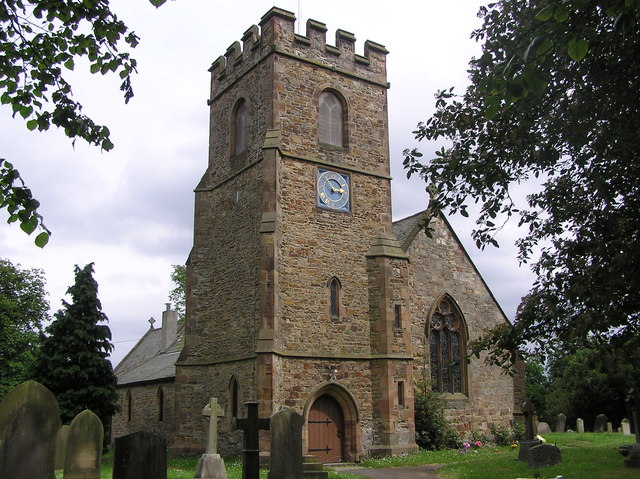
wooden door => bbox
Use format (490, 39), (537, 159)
(308, 395), (344, 463)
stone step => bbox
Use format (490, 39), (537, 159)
(302, 455), (328, 478)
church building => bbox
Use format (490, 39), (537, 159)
(111, 7), (524, 462)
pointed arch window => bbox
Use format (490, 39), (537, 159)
(126, 390), (132, 422)
(233, 99), (248, 155)
(429, 297), (467, 394)
(157, 387), (164, 422)
(230, 377), (239, 419)
(319, 91), (344, 147)
(329, 277), (342, 321)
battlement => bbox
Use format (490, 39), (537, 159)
(208, 7), (388, 99)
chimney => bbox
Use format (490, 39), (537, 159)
(161, 303), (177, 352)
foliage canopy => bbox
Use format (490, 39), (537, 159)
(33, 262), (118, 424)
(404, 1), (640, 367)
(0, 258), (48, 398)
(0, 0), (167, 246)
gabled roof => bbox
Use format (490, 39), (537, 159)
(114, 326), (184, 386)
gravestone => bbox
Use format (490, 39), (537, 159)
(517, 399), (541, 462)
(195, 397), (227, 479)
(56, 425), (71, 469)
(0, 380), (61, 479)
(537, 422), (551, 434)
(555, 413), (566, 433)
(64, 409), (103, 479)
(528, 443), (562, 468)
(622, 418), (632, 436)
(594, 414), (608, 433)
(607, 422), (613, 433)
(576, 418), (584, 433)
(234, 401), (270, 479)
(268, 408), (304, 479)
(113, 431), (167, 479)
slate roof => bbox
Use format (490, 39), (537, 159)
(114, 326), (183, 386)
(392, 210), (428, 248)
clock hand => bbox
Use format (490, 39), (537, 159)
(331, 187), (345, 194)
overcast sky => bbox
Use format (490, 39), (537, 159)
(0, 0), (536, 365)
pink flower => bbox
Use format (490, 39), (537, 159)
(474, 441), (482, 448)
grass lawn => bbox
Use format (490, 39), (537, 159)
(59, 432), (635, 479)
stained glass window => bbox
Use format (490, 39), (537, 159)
(429, 298), (466, 394)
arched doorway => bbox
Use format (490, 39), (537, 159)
(308, 395), (344, 463)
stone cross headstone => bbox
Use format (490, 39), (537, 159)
(576, 418), (584, 433)
(0, 380), (61, 479)
(622, 418), (632, 436)
(528, 443), (562, 468)
(64, 409), (103, 479)
(234, 401), (270, 479)
(594, 414), (608, 433)
(195, 397), (227, 479)
(55, 425), (71, 470)
(517, 399), (541, 462)
(555, 413), (566, 433)
(268, 408), (304, 479)
(113, 431), (167, 479)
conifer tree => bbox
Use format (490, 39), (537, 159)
(33, 263), (118, 424)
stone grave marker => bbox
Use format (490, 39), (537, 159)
(0, 380), (61, 479)
(113, 431), (167, 479)
(56, 425), (71, 469)
(517, 399), (541, 462)
(537, 422), (551, 434)
(594, 414), (608, 433)
(234, 401), (270, 479)
(268, 408), (304, 479)
(555, 413), (566, 433)
(576, 418), (584, 433)
(195, 397), (227, 479)
(528, 443), (562, 468)
(624, 444), (640, 469)
(64, 409), (103, 479)
(622, 418), (632, 436)
(607, 422), (613, 433)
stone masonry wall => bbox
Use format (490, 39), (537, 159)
(407, 216), (516, 435)
(111, 382), (174, 444)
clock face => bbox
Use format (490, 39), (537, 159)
(317, 169), (350, 211)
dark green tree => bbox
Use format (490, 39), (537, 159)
(33, 263), (117, 424)
(404, 1), (640, 365)
(169, 264), (186, 323)
(0, 258), (49, 399)
(524, 355), (550, 421)
(1, 0), (167, 246)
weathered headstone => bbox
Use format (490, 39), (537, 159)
(0, 380), (61, 479)
(64, 409), (103, 479)
(113, 431), (167, 479)
(622, 418), (632, 436)
(195, 397), (227, 479)
(624, 443), (640, 469)
(56, 425), (71, 469)
(517, 399), (541, 462)
(528, 443), (562, 468)
(537, 422), (551, 434)
(555, 413), (566, 433)
(576, 418), (584, 433)
(234, 401), (270, 479)
(607, 422), (613, 433)
(268, 408), (304, 479)
(594, 414), (608, 433)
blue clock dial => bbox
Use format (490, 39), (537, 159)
(317, 169), (350, 211)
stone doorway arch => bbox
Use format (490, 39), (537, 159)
(303, 382), (360, 463)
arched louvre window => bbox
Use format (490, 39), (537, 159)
(157, 387), (164, 422)
(429, 298), (466, 394)
(233, 99), (247, 155)
(319, 91), (344, 146)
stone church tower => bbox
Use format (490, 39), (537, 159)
(172, 7), (418, 460)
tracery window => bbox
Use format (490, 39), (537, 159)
(233, 99), (247, 155)
(429, 298), (466, 394)
(319, 91), (344, 146)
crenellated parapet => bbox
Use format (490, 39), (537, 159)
(208, 7), (388, 101)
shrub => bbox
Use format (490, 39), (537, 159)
(414, 387), (462, 450)
(490, 423), (526, 445)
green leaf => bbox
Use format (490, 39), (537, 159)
(567, 38), (589, 61)
(90, 63), (100, 74)
(484, 96), (499, 120)
(554, 4), (569, 22)
(20, 216), (38, 235)
(535, 4), (556, 21)
(26, 120), (38, 131)
(149, 0), (168, 7)
(35, 232), (49, 248)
